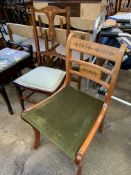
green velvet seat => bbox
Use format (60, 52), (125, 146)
(22, 85), (103, 160)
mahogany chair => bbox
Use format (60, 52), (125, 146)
(21, 33), (126, 175)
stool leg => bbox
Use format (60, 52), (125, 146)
(0, 86), (13, 115)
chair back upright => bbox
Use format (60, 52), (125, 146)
(66, 33), (126, 104)
(31, 6), (70, 65)
(116, 0), (131, 12)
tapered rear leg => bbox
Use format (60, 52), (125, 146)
(32, 127), (41, 149)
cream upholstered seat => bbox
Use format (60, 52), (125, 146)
(14, 67), (65, 92)
(13, 66), (66, 110)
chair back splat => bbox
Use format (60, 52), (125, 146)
(31, 6), (70, 66)
(22, 33), (126, 175)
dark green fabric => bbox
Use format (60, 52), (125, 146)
(23, 86), (103, 160)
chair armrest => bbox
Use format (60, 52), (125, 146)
(75, 103), (108, 164)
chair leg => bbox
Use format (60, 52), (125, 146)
(15, 85), (25, 111)
(32, 127), (41, 149)
(99, 119), (104, 133)
(77, 77), (81, 90)
(0, 86), (13, 115)
(76, 162), (82, 175)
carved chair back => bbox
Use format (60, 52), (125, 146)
(31, 6), (70, 65)
(66, 33), (126, 103)
(35, 12), (66, 29)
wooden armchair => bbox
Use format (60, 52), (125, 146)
(21, 33), (126, 175)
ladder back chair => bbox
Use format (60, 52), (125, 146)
(31, 6), (70, 66)
(21, 33), (126, 175)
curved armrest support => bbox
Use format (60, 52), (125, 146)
(75, 103), (108, 164)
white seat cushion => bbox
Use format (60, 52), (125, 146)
(56, 44), (89, 60)
(22, 38), (52, 52)
(14, 67), (66, 92)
